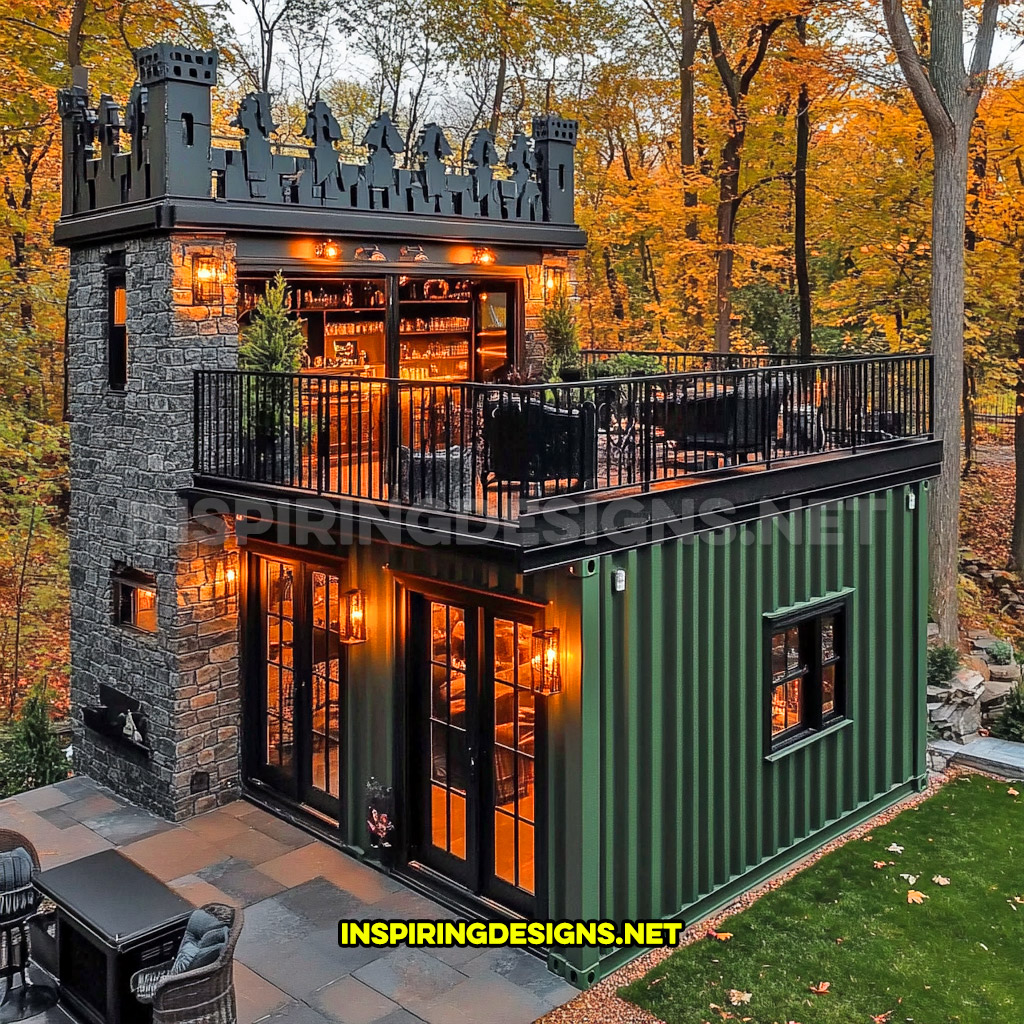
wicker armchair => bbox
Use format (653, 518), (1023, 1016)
(130, 903), (242, 1024)
(0, 828), (57, 1023)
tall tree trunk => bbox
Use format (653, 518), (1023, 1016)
(715, 132), (742, 352)
(794, 17), (812, 358)
(10, 507), (38, 718)
(707, 19), (782, 353)
(1011, 261), (1024, 571)
(928, 137), (969, 640)
(882, 0), (999, 642)
(489, 49), (508, 136)
(680, 0), (698, 241)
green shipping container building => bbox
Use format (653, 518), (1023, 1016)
(57, 40), (941, 991)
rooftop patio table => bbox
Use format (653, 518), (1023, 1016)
(33, 850), (192, 1024)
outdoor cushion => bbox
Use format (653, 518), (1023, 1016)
(186, 938), (225, 972)
(0, 847), (35, 918)
(171, 909), (228, 973)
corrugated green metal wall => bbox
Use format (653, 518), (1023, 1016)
(545, 482), (928, 983)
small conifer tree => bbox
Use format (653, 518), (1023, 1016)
(239, 271), (305, 373)
(0, 686), (69, 798)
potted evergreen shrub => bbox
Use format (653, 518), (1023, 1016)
(238, 272), (305, 481)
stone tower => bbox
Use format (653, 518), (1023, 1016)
(64, 45), (241, 821)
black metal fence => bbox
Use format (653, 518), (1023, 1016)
(974, 392), (1017, 424)
(194, 354), (932, 523)
(580, 348), (843, 374)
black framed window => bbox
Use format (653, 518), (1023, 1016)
(114, 569), (157, 632)
(106, 252), (127, 390)
(766, 598), (847, 749)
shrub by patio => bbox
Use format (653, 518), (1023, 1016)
(620, 775), (1024, 1024)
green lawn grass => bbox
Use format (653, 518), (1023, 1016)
(620, 775), (1024, 1024)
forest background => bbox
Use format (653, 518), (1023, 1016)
(2, 0), (1023, 729)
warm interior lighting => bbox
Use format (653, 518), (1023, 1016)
(341, 587), (368, 644)
(192, 255), (222, 304)
(531, 627), (561, 695)
(472, 247), (496, 266)
(315, 238), (341, 260)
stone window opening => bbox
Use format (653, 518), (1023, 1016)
(114, 567), (157, 633)
(106, 251), (127, 390)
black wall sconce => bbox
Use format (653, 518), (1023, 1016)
(340, 588), (368, 644)
(213, 556), (238, 615)
(531, 627), (561, 695)
(400, 245), (430, 262)
(355, 245), (387, 262)
(543, 265), (566, 300)
(192, 254), (224, 304)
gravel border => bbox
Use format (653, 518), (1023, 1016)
(538, 766), (1015, 1024)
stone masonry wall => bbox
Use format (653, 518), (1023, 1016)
(68, 233), (241, 820)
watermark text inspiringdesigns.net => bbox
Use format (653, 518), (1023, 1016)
(338, 919), (685, 949)
(191, 493), (896, 551)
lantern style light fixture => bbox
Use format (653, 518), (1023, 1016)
(472, 246), (497, 266)
(543, 266), (566, 299)
(340, 588), (368, 644)
(531, 627), (561, 695)
(355, 244), (387, 262)
(213, 556), (238, 615)
(315, 238), (341, 260)
(400, 244), (430, 262)
(192, 255), (223, 304)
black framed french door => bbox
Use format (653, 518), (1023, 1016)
(251, 554), (345, 822)
(407, 590), (540, 916)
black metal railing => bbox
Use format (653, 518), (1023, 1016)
(194, 354), (932, 525)
(580, 348), (878, 374)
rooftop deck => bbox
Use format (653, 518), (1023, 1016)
(192, 354), (937, 561)
(3, 777), (575, 1024)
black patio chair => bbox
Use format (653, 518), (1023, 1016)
(0, 829), (57, 1024)
(660, 373), (786, 466)
(481, 397), (598, 497)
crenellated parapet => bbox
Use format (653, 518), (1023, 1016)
(58, 42), (579, 230)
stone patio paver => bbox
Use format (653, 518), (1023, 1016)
(234, 962), (292, 1024)
(120, 827), (223, 880)
(197, 855), (288, 905)
(352, 948), (467, 1009)
(309, 975), (402, 1023)
(413, 973), (552, 1024)
(2, 777), (575, 1024)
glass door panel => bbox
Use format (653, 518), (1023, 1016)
(428, 601), (470, 862)
(489, 618), (535, 898)
(309, 571), (343, 812)
(252, 556), (345, 822)
(408, 593), (538, 915)
(262, 559), (297, 794)
(474, 287), (513, 382)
